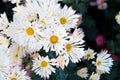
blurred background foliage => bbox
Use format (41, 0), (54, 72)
(0, 0), (120, 80)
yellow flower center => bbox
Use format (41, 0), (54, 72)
(89, 77), (97, 80)
(87, 54), (91, 58)
(40, 19), (46, 25)
(60, 17), (67, 25)
(26, 27), (34, 36)
(50, 35), (58, 44)
(86, 52), (92, 58)
(41, 61), (48, 68)
(66, 44), (72, 52)
(90, 78), (93, 80)
(27, 13), (37, 22)
(96, 60), (102, 66)
(15, 54), (18, 58)
(11, 78), (17, 80)
(13, 53), (18, 60)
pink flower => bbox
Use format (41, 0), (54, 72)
(98, 2), (108, 10)
(95, 34), (106, 47)
(2, 0), (8, 3)
(96, 0), (105, 5)
(90, 1), (97, 6)
(111, 54), (120, 62)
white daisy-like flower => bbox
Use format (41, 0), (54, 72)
(8, 43), (27, 58)
(85, 48), (96, 60)
(29, 0), (61, 4)
(0, 34), (9, 51)
(6, 21), (43, 52)
(13, 5), (23, 14)
(56, 55), (68, 70)
(115, 11), (120, 25)
(37, 0), (60, 7)
(55, 5), (81, 30)
(6, 66), (30, 80)
(93, 50), (113, 74)
(63, 28), (85, 64)
(36, 0), (60, 29)
(89, 72), (100, 80)
(7, 43), (28, 66)
(0, 13), (9, 31)
(32, 55), (56, 79)
(0, 72), (6, 80)
(14, 0), (39, 22)
(77, 67), (88, 79)
(13, 5), (26, 21)
(0, 50), (12, 79)
(42, 25), (68, 55)
(9, 0), (21, 4)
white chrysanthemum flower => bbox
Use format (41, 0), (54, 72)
(29, 0), (61, 4)
(85, 48), (96, 60)
(0, 13), (9, 31)
(63, 28), (85, 64)
(13, 5), (24, 14)
(55, 5), (81, 30)
(32, 55), (56, 79)
(93, 50), (113, 74)
(6, 21), (43, 52)
(0, 74), (6, 80)
(8, 43), (27, 58)
(77, 67), (88, 79)
(9, 0), (21, 4)
(38, 11), (56, 30)
(14, 0), (39, 22)
(37, 0), (60, 7)
(36, 0), (60, 29)
(56, 55), (68, 70)
(42, 25), (68, 55)
(6, 66), (30, 80)
(7, 43), (28, 66)
(89, 72), (100, 80)
(13, 5), (26, 21)
(115, 11), (120, 25)
(0, 34), (9, 51)
(0, 50), (12, 79)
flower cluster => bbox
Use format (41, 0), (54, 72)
(115, 11), (120, 25)
(78, 49), (113, 80)
(90, 0), (108, 10)
(0, 0), (113, 80)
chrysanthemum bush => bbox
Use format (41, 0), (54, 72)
(0, 0), (114, 80)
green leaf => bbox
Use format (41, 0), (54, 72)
(62, 0), (75, 4)
(51, 68), (67, 80)
(31, 73), (43, 80)
(116, 33), (120, 40)
(81, 15), (97, 40)
(72, 3), (88, 14)
(116, 0), (120, 3)
(64, 62), (77, 74)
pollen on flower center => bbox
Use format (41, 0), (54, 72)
(96, 60), (102, 66)
(26, 27), (34, 36)
(90, 78), (93, 80)
(41, 61), (48, 67)
(15, 54), (18, 58)
(60, 17), (67, 25)
(66, 44), (72, 52)
(86, 53), (91, 58)
(50, 35), (58, 44)
(11, 77), (17, 80)
(40, 19), (46, 25)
